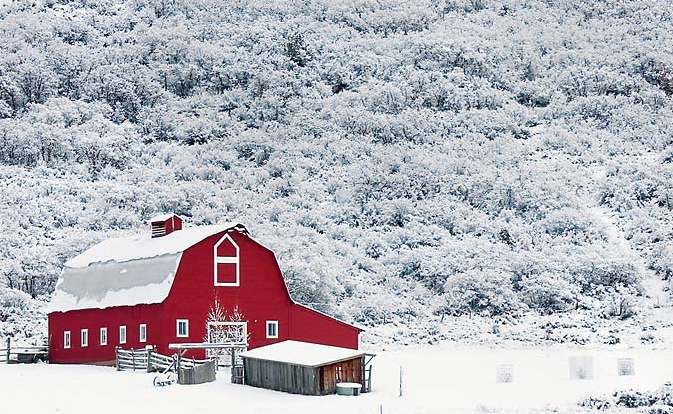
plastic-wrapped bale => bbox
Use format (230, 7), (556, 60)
(336, 382), (361, 396)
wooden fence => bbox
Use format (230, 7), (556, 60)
(0, 338), (48, 364)
(178, 360), (217, 385)
(115, 347), (210, 373)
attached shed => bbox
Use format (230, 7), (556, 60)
(240, 340), (374, 395)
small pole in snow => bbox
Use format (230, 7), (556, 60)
(399, 365), (403, 397)
(6, 337), (10, 364)
(380, 403), (383, 414)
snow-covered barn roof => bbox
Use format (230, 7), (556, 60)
(48, 222), (246, 313)
(65, 223), (246, 268)
(240, 340), (372, 367)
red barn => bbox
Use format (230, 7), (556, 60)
(48, 215), (361, 364)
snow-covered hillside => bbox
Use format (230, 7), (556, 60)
(1, 0), (672, 344)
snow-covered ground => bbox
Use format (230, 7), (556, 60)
(2, 343), (672, 414)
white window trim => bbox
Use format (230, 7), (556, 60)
(176, 319), (189, 338)
(213, 233), (240, 287)
(119, 325), (127, 344)
(266, 320), (279, 339)
(139, 324), (147, 343)
(64, 331), (71, 349)
(81, 329), (88, 347)
(100, 327), (108, 346)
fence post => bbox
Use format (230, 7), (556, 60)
(131, 348), (136, 371)
(5, 337), (10, 364)
(230, 349), (236, 382)
(115, 346), (120, 371)
(399, 365), (403, 397)
(147, 347), (153, 373)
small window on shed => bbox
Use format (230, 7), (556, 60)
(64, 331), (71, 349)
(266, 321), (278, 339)
(213, 233), (240, 287)
(119, 325), (127, 344)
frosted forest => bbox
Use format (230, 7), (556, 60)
(0, 0), (672, 349)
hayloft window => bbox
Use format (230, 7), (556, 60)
(139, 324), (147, 343)
(81, 329), (88, 347)
(176, 319), (189, 338)
(64, 331), (71, 349)
(100, 327), (107, 346)
(213, 233), (240, 287)
(266, 321), (278, 339)
(119, 325), (127, 344)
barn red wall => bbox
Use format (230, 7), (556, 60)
(48, 229), (361, 364)
(289, 304), (360, 349)
(48, 303), (163, 364)
(158, 231), (294, 358)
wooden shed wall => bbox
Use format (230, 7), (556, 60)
(243, 358), (319, 395)
(319, 356), (363, 394)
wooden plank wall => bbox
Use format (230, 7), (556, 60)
(319, 357), (363, 395)
(243, 358), (319, 395)
(243, 356), (365, 396)
(178, 360), (217, 385)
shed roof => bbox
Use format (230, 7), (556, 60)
(240, 340), (372, 367)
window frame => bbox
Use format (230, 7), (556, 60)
(64, 331), (71, 349)
(100, 327), (108, 346)
(139, 324), (147, 343)
(81, 329), (88, 347)
(266, 320), (279, 339)
(176, 319), (189, 338)
(119, 325), (127, 344)
(213, 233), (240, 287)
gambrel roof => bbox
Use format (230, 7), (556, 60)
(48, 223), (246, 313)
(65, 223), (247, 268)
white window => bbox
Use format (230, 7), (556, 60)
(139, 324), (147, 343)
(81, 329), (88, 347)
(176, 319), (189, 338)
(64, 331), (71, 349)
(213, 233), (240, 286)
(266, 321), (279, 339)
(100, 327), (108, 346)
(119, 325), (127, 344)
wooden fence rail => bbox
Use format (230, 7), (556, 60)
(115, 347), (210, 373)
(1, 338), (48, 364)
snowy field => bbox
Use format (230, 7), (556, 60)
(2, 343), (672, 414)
